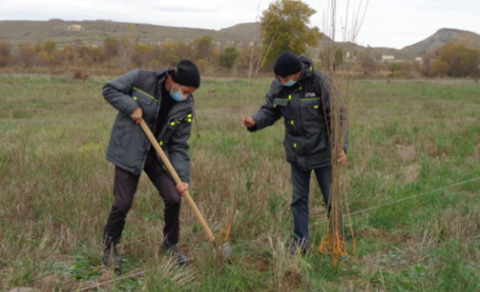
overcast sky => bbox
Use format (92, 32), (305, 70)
(1, 0), (479, 49)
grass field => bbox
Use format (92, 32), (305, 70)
(1, 74), (480, 291)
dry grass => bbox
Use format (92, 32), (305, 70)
(1, 74), (480, 291)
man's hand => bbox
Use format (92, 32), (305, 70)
(242, 115), (256, 130)
(337, 150), (347, 165)
(176, 182), (189, 195)
(130, 107), (143, 124)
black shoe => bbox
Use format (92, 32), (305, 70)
(103, 244), (121, 271)
(287, 238), (312, 255)
(161, 243), (190, 266)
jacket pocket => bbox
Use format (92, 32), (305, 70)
(274, 98), (290, 107)
(300, 98), (321, 121)
(273, 98), (292, 119)
(132, 88), (156, 106)
(110, 114), (132, 158)
(161, 115), (189, 145)
(310, 131), (327, 153)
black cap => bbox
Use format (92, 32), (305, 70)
(172, 59), (201, 88)
(274, 52), (302, 77)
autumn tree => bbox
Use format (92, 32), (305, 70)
(430, 59), (449, 77)
(260, 0), (321, 65)
(77, 46), (90, 60)
(63, 44), (76, 63)
(193, 35), (215, 62)
(237, 45), (262, 70)
(91, 47), (106, 64)
(0, 41), (12, 66)
(159, 41), (193, 67)
(195, 59), (209, 70)
(437, 42), (480, 77)
(103, 37), (118, 59)
(355, 51), (376, 75)
(220, 46), (241, 68)
(132, 44), (153, 67)
(210, 47), (221, 67)
(42, 40), (56, 55)
(38, 40), (57, 65)
(423, 42), (480, 77)
(400, 61), (417, 73)
(33, 41), (42, 53)
(388, 63), (402, 74)
(19, 42), (37, 66)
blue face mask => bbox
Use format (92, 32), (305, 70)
(282, 78), (296, 87)
(170, 88), (186, 102)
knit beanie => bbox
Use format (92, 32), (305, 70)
(172, 59), (201, 88)
(273, 52), (302, 77)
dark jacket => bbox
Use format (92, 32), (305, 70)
(249, 57), (349, 171)
(103, 69), (194, 182)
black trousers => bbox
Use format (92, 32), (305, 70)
(103, 150), (182, 246)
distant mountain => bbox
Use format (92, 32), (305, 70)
(402, 28), (480, 55)
(0, 19), (261, 46)
(219, 22), (261, 41)
(318, 40), (417, 60)
(317, 28), (480, 61)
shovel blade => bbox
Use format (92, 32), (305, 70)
(220, 241), (235, 259)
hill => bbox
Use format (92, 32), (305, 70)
(317, 40), (418, 61)
(0, 19), (262, 46)
(219, 22), (262, 41)
(402, 28), (480, 55)
(316, 28), (480, 62)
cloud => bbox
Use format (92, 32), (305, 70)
(1, 0), (479, 49)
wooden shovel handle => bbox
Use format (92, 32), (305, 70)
(139, 119), (216, 242)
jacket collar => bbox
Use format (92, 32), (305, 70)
(155, 68), (175, 84)
(298, 56), (314, 82)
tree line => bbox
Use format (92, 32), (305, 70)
(0, 0), (322, 73)
(335, 42), (480, 79)
(0, 36), (251, 71)
(423, 42), (480, 78)
(0, 0), (478, 79)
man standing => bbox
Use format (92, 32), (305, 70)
(241, 52), (348, 254)
(102, 60), (200, 269)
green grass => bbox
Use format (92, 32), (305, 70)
(1, 75), (480, 291)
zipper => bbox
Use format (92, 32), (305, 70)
(151, 79), (163, 136)
(296, 88), (305, 155)
(140, 77), (165, 171)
